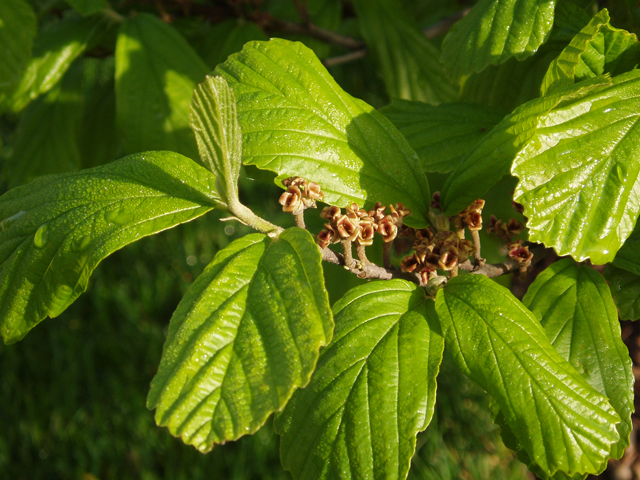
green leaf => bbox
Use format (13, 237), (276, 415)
(612, 221), (640, 275)
(115, 13), (209, 161)
(147, 228), (332, 452)
(190, 75), (241, 204)
(523, 259), (633, 460)
(435, 274), (620, 477)
(512, 70), (640, 264)
(8, 15), (106, 112)
(199, 20), (268, 69)
(215, 38), (432, 227)
(541, 9), (640, 95)
(604, 264), (640, 321)
(66, 0), (107, 16)
(0, 0), (36, 90)
(351, 0), (457, 104)
(380, 100), (503, 173)
(4, 62), (84, 187)
(441, 0), (557, 79)
(0, 151), (220, 344)
(441, 76), (610, 215)
(276, 280), (444, 480)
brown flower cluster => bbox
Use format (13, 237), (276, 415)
(459, 199), (485, 230)
(278, 177), (324, 213)
(487, 216), (524, 241)
(506, 240), (533, 268)
(401, 228), (476, 283)
(316, 202), (411, 249)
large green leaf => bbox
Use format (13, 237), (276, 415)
(276, 280), (444, 480)
(190, 75), (241, 204)
(147, 228), (332, 452)
(441, 76), (610, 215)
(612, 221), (640, 274)
(604, 264), (640, 321)
(66, 0), (107, 16)
(0, 0), (36, 90)
(199, 20), (268, 69)
(8, 15), (106, 112)
(435, 275), (620, 477)
(115, 13), (209, 161)
(541, 9), (639, 95)
(441, 0), (557, 80)
(351, 0), (457, 104)
(512, 70), (640, 264)
(215, 39), (431, 227)
(4, 62), (84, 187)
(0, 151), (220, 344)
(523, 259), (633, 460)
(380, 100), (503, 173)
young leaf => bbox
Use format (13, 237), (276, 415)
(380, 100), (503, 173)
(523, 259), (633, 460)
(351, 0), (457, 104)
(276, 280), (444, 480)
(190, 75), (242, 204)
(441, 0), (556, 80)
(541, 9), (639, 95)
(215, 38), (432, 227)
(65, 0), (107, 16)
(512, 69), (640, 264)
(612, 220), (640, 275)
(147, 228), (332, 452)
(604, 264), (640, 321)
(4, 63), (84, 187)
(115, 13), (209, 161)
(8, 15), (106, 112)
(0, 151), (220, 344)
(435, 275), (620, 477)
(0, 0), (36, 90)
(441, 76), (611, 215)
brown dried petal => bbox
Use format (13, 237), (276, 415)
(336, 215), (360, 241)
(425, 252), (441, 270)
(438, 249), (458, 271)
(368, 202), (386, 222)
(305, 181), (324, 201)
(317, 229), (334, 249)
(357, 223), (376, 246)
(401, 254), (421, 273)
(377, 215), (398, 242)
(395, 202), (411, 218)
(464, 211), (483, 231)
(320, 205), (341, 222)
(507, 218), (524, 236)
(279, 186), (303, 213)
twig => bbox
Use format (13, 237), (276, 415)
(383, 242), (393, 269)
(292, 0), (309, 25)
(321, 247), (422, 284)
(267, 18), (365, 50)
(322, 49), (368, 68)
(293, 211), (305, 229)
(341, 239), (355, 269)
(459, 245), (549, 278)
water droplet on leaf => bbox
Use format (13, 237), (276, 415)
(104, 206), (134, 225)
(33, 223), (50, 248)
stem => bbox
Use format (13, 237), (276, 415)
(450, 264), (459, 277)
(292, 0), (310, 25)
(458, 245), (549, 278)
(323, 49), (368, 68)
(383, 242), (393, 269)
(342, 239), (355, 268)
(293, 211), (306, 229)
(356, 244), (369, 264)
(451, 215), (465, 240)
(228, 201), (283, 236)
(470, 230), (485, 266)
(268, 19), (364, 49)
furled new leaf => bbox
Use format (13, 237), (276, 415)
(276, 280), (444, 480)
(115, 13), (209, 161)
(512, 70), (640, 264)
(0, 152), (220, 344)
(148, 228), (332, 452)
(8, 15), (106, 112)
(441, 0), (556, 79)
(541, 9), (639, 95)
(351, 0), (457, 104)
(190, 75), (242, 204)
(604, 264), (640, 321)
(523, 259), (633, 460)
(435, 275), (620, 477)
(0, 0), (36, 91)
(380, 100), (503, 172)
(441, 76), (611, 215)
(215, 38), (432, 227)
(612, 220), (640, 275)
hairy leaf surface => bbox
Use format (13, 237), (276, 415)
(352, 0), (457, 104)
(512, 70), (640, 263)
(523, 259), (633, 460)
(8, 15), (105, 112)
(0, 0), (36, 90)
(441, 76), (611, 215)
(148, 229), (332, 452)
(190, 75), (241, 204)
(0, 152), (220, 344)
(541, 9), (639, 95)
(276, 280), (444, 480)
(441, 0), (556, 79)
(435, 275), (620, 477)
(604, 264), (640, 321)
(215, 38), (431, 227)
(115, 13), (209, 161)
(380, 100), (503, 172)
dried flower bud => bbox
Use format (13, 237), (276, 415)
(317, 228), (335, 249)
(282, 176), (307, 188)
(425, 252), (441, 270)
(368, 202), (386, 222)
(438, 245), (459, 271)
(401, 254), (421, 273)
(356, 222), (377, 247)
(512, 199), (524, 213)
(507, 241), (533, 265)
(463, 210), (483, 231)
(435, 231), (458, 248)
(336, 215), (360, 241)
(431, 191), (441, 210)
(279, 186), (303, 213)
(457, 239), (476, 262)
(377, 215), (398, 242)
(507, 218), (524, 236)
(320, 206), (341, 222)
(305, 181), (324, 201)
(395, 203), (411, 219)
